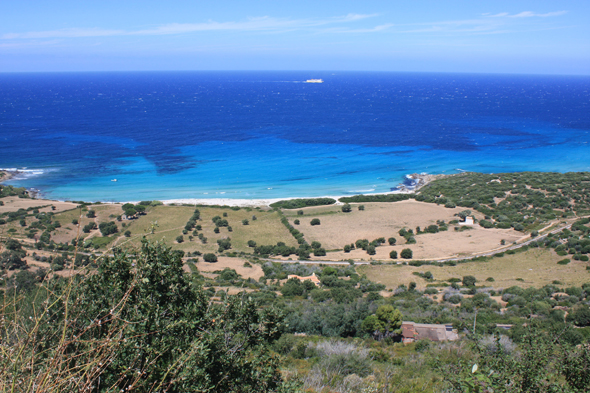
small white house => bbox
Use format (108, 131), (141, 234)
(459, 216), (474, 226)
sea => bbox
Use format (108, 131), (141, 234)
(1, 71), (589, 202)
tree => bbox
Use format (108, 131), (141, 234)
(124, 230), (131, 237)
(388, 237), (396, 245)
(313, 248), (327, 257)
(389, 250), (397, 259)
(28, 240), (289, 392)
(361, 305), (403, 340)
(462, 275), (477, 287)
(281, 278), (305, 297)
(358, 205), (365, 211)
(310, 218), (321, 226)
(297, 210), (304, 216)
(294, 219), (300, 225)
(0, 251), (27, 270)
(176, 235), (184, 243)
(86, 209), (96, 218)
(311, 241), (322, 249)
(247, 240), (257, 247)
(242, 219), (249, 225)
(567, 305), (590, 327)
(99, 221), (118, 236)
(204, 253), (218, 262)
(83, 222), (97, 233)
(344, 244), (351, 253)
(341, 204), (352, 213)
(400, 248), (413, 259)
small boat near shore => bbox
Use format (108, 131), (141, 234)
(111, 179), (118, 182)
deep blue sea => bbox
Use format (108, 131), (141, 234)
(1, 71), (589, 202)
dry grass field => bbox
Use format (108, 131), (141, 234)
(193, 256), (264, 281)
(285, 200), (522, 259)
(0, 197), (78, 214)
(358, 248), (590, 290)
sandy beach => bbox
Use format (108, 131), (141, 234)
(1, 169), (443, 208)
(159, 173), (442, 207)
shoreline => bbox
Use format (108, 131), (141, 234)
(157, 173), (445, 207)
(1, 169), (443, 207)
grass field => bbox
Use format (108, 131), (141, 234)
(358, 248), (590, 290)
(117, 205), (297, 253)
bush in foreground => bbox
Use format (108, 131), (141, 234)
(2, 240), (290, 392)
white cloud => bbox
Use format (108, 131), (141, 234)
(1, 14), (379, 40)
(487, 11), (567, 18)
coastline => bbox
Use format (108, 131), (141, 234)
(157, 173), (442, 207)
(0, 169), (442, 207)
(0, 169), (44, 199)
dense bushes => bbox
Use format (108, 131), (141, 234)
(4, 240), (290, 392)
(270, 198), (336, 209)
(339, 194), (412, 203)
(98, 221), (118, 236)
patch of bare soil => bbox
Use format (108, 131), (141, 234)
(0, 197), (78, 214)
(192, 257), (264, 281)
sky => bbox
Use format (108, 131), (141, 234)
(1, 0), (589, 75)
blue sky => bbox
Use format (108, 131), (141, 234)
(1, 0), (588, 74)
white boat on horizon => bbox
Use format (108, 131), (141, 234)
(305, 79), (323, 83)
(111, 179), (118, 182)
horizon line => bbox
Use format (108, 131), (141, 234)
(0, 69), (589, 77)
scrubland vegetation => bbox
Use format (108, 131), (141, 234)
(2, 171), (590, 391)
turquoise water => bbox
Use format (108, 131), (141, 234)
(1, 71), (589, 201)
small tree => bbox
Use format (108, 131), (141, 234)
(400, 248), (413, 259)
(344, 244), (351, 253)
(341, 204), (352, 213)
(176, 235), (184, 243)
(297, 210), (304, 216)
(86, 210), (96, 218)
(389, 250), (397, 259)
(203, 253), (218, 262)
(361, 305), (403, 340)
(247, 240), (256, 247)
(310, 218), (321, 226)
(358, 205), (365, 211)
(388, 237), (396, 245)
(242, 219), (249, 225)
(294, 219), (300, 225)
(313, 248), (326, 257)
(124, 230), (131, 237)
(462, 275), (477, 287)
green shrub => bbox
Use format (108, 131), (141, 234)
(203, 253), (218, 262)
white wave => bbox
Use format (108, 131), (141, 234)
(1, 168), (48, 180)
